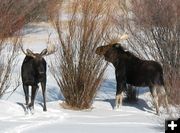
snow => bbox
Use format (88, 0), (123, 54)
(0, 99), (164, 133)
(0, 22), (178, 133)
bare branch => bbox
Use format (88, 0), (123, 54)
(50, 0), (113, 109)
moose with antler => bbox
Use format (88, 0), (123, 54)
(21, 45), (56, 113)
(96, 34), (169, 115)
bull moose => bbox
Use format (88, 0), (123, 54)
(21, 46), (55, 113)
(95, 35), (169, 115)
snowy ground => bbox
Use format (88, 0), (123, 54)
(0, 99), (164, 133)
(0, 22), (177, 133)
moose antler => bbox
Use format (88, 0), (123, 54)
(42, 33), (57, 56)
(42, 42), (57, 56)
(20, 44), (36, 58)
(109, 34), (129, 45)
(103, 32), (128, 46)
(41, 34), (57, 56)
(20, 32), (57, 57)
(20, 44), (27, 55)
(96, 34), (129, 56)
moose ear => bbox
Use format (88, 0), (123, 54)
(40, 49), (48, 56)
(26, 49), (34, 55)
(26, 49), (36, 58)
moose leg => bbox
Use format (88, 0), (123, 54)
(41, 82), (47, 111)
(150, 86), (160, 115)
(28, 85), (38, 110)
(23, 84), (29, 105)
(115, 90), (124, 109)
(115, 70), (126, 108)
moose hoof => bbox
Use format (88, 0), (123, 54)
(114, 105), (120, 110)
(30, 108), (35, 115)
(156, 111), (160, 116)
(43, 108), (47, 112)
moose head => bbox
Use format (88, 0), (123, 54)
(95, 34), (129, 64)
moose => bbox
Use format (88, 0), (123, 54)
(95, 35), (169, 115)
(21, 45), (55, 113)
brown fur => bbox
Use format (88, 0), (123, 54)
(96, 43), (169, 115)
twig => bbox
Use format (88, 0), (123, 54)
(6, 83), (21, 100)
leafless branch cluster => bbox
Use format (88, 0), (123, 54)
(50, 0), (114, 109)
(0, 0), (57, 97)
(0, 38), (20, 97)
(114, 0), (180, 105)
(0, 0), (59, 38)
